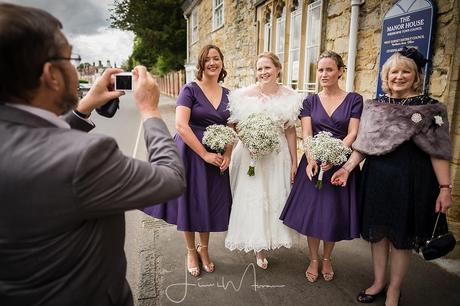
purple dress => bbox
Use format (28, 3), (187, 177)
(280, 93), (363, 242)
(143, 82), (232, 232)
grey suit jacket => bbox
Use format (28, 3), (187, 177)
(0, 104), (185, 306)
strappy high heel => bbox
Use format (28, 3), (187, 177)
(186, 247), (200, 277)
(255, 251), (268, 269)
(305, 259), (319, 283)
(321, 258), (335, 281)
(196, 244), (215, 273)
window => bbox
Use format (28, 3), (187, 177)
(263, 8), (272, 52)
(191, 8), (198, 43)
(303, 0), (322, 93)
(264, 21), (272, 52)
(275, 6), (286, 64)
(287, 1), (302, 89)
(213, 0), (224, 30)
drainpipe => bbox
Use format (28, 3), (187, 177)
(346, 0), (365, 92)
(183, 13), (190, 64)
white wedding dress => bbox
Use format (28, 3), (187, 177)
(224, 85), (302, 252)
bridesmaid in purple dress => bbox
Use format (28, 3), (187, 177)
(280, 51), (363, 283)
(143, 45), (232, 277)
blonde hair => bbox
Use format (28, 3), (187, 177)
(380, 52), (423, 94)
(257, 52), (282, 77)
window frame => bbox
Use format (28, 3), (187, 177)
(303, 0), (322, 93)
(212, 0), (225, 31)
(191, 8), (198, 44)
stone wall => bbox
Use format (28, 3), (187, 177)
(189, 0), (258, 89)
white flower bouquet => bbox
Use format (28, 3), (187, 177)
(237, 113), (280, 176)
(202, 124), (237, 154)
(304, 131), (352, 189)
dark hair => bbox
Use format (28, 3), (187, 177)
(0, 3), (65, 103)
(195, 45), (227, 82)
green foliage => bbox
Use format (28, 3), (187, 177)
(110, 0), (186, 74)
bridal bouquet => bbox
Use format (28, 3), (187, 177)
(202, 124), (237, 153)
(237, 113), (280, 176)
(202, 124), (237, 175)
(304, 131), (351, 189)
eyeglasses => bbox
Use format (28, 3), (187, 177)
(48, 53), (82, 66)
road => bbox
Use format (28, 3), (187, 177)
(90, 94), (460, 306)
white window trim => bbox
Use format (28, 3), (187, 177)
(212, 0), (225, 31)
(191, 8), (198, 44)
(303, 0), (322, 93)
(264, 21), (272, 52)
(275, 14), (285, 65)
(287, 2), (303, 89)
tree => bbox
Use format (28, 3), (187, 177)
(110, 0), (186, 74)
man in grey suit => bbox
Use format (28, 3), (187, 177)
(0, 3), (186, 306)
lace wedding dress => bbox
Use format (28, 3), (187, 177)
(224, 85), (302, 252)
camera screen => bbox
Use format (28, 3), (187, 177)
(116, 75), (132, 90)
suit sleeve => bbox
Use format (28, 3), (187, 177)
(61, 111), (95, 132)
(72, 117), (186, 216)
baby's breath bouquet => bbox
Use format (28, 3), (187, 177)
(304, 131), (352, 189)
(237, 113), (280, 176)
(202, 124), (237, 152)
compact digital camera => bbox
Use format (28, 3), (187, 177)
(114, 72), (133, 91)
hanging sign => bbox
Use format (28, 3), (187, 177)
(376, 0), (435, 97)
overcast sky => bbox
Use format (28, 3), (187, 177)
(5, 0), (134, 67)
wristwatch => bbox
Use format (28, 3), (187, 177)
(439, 184), (453, 189)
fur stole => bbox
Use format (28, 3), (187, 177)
(352, 99), (451, 160)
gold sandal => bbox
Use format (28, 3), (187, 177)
(197, 244), (215, 273)
(321, 258), (335, 281)
(305, 259), (319, 283)
(187, 247), (200, 277)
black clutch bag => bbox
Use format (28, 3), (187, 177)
(421, 213), (456, 261)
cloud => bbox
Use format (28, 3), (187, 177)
(4, 0), (133, 66)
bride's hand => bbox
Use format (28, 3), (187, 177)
(202, 152), (223, 167)
(306, 161), (318, 181)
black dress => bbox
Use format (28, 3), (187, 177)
(359, 95), (448, 250)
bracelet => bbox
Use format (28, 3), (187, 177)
(74, 109), (90, 119)
(439, 184), (453, 189)
(341, 166), (350, 173)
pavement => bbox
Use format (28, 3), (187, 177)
(118, 95), (460, 306)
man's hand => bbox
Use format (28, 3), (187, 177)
(132, 65), (161, 119)
(77, 68), (125, 115)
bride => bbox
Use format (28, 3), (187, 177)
(225, 52), (301, 269)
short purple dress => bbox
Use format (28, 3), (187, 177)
(280, 93), (363, 242)
(143, 82), (232, 232)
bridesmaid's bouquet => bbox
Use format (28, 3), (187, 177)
(237, 113), (280, 176)
(304, 131), (352, 189)
(202, 124), (237, 174)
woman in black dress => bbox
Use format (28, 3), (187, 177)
(332, 48), (453, 306)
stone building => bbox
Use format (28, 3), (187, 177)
(182, 0), (460, 238)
